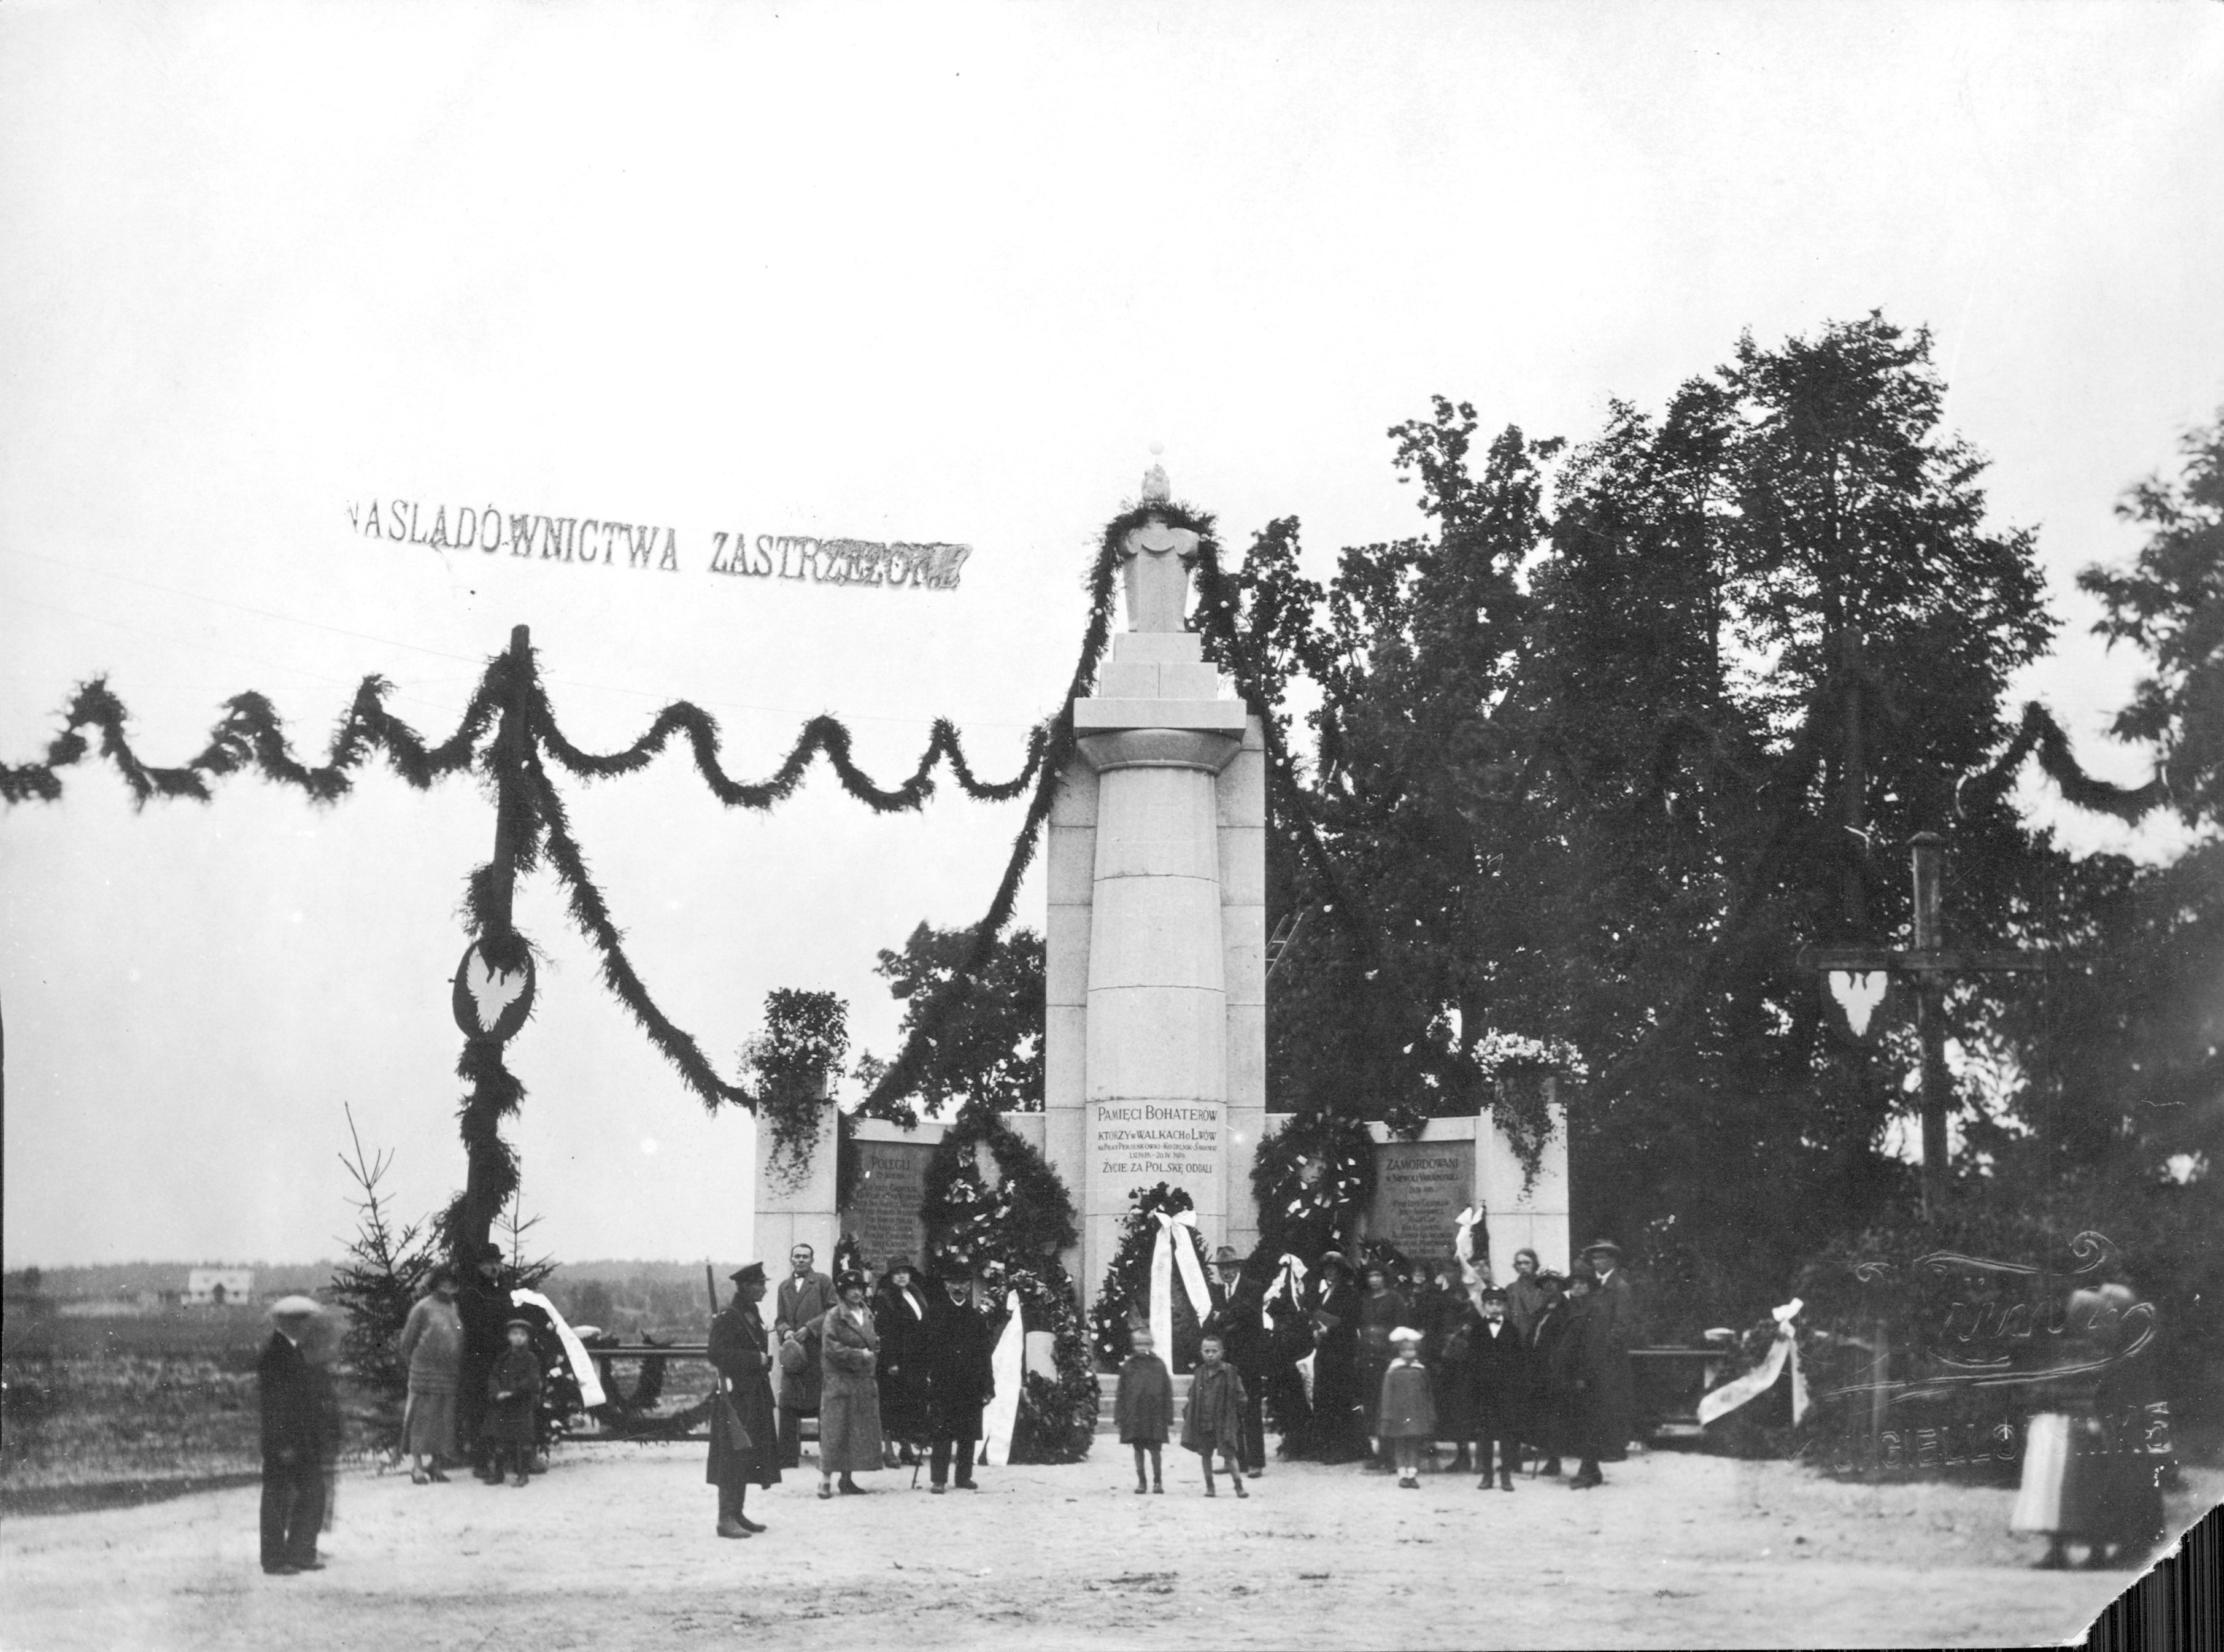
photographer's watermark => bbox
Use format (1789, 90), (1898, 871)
(346, 496), (969, 591)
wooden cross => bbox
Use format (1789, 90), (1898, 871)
(1804, 832), (2063, 1222)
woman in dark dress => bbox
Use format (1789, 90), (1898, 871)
(871, 1258), (932, 1468)
(1356, 1263), (1409, 1471)
(706, 1263), (781, 1538)
(1523, 1274), (1572, 1476)
(1308, 1253), (1372, 1464)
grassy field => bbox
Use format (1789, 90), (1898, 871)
(2, 1306), (274, 1495)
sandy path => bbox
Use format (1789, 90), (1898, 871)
(2, 1445), (2206, 1651)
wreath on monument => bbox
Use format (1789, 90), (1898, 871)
(1250, 1110), (1374, 1264)
(916, 1105), (1098, 1463)
(1088, 1183), (1218, 1373)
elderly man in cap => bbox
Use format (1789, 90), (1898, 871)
(1578, 1238), (1642, 1477)
(258, 1295), (339, 1575)
(706, 1263), (781, 1538)
(922, 1270), (995, 1494)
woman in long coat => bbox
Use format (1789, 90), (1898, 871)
(816, 1270), (883, 1497)
(706, 1263), (780, 1538)
(396, 1264), (464, 1482)
(871, 1259), (932, 1467)
(1308, 1254), (1372, 1464)
(1426, 1269), (1477, 1472)
(1356, 1264), (1409, 1470)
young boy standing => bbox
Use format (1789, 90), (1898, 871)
(1113, 1327), (1174, 1494)
(485, 1319), (542, 1488)
(1181, 1334), (1249, 1499)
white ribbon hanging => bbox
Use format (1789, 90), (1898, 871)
(1266, 1253), (1308, 1332)
(508, 1286), (607, 1410)
(979, 1287), (1025, 1466)
(1696, 1298), (1803, 1428)
(1453, 1206), (1488, 1308)
(1148, 1209), (1214, 1367)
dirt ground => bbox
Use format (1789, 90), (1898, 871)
(1, 1443), (2211, 1651)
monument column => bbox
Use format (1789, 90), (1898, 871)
(1046, 466), (1258, 1310)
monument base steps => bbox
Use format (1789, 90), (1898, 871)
(1092, 1370), (1193, 1436)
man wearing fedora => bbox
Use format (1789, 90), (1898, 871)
(922, 1271), (995, 1493)
(1580, 1238), (1642, 1475)
(455, 1240), (511, 1483)
(707, 1262), (780, 1538)
(1203, 1246), (1270, 1477)
(258, 1295), (338, 1575)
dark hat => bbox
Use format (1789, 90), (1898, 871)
(1480, 1286), (1510, 1303)
(1213, 1245), (1243, 1267)
(1318, 1251), (1354, 1275)
(1581, 1238), (1623, 1258)
(883, 1256), (916, 1278)
(477, 1242), (505, 1263)
(504, 1316), (536, 1332)
(834, 1268), (868, 1294)
(728, 1262), (767, 1288)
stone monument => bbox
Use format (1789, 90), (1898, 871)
(1044, 466), (1268, 1308)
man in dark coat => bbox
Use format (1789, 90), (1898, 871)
(1581, 1239), (1642, 1465)
(258, 1296), (338, 1575)
(1203, 1248), (1271, 1477)
(773, 1243), (836, 1470)
(454, 1241), (510, 1482)
(1551, 1272), (1611, 1488)
(922, 1273), (995, 1493)
(1308, 1253), (1371, 1464)
(706, 1263), (781, 1538)
(872, 1257), (933, 1467)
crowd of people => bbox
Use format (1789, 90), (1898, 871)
(1205, 1237), (1645, 1493)
(255, 1233), (1647, 1564)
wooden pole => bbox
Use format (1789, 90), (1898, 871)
(1909, 833), (1950, 1219)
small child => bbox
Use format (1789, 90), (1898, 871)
(1180, 1334), (1249, 1499)
(485, 1318), (542, 1488)
(1378, 1327), (1435, 1488)
(1113, 1327), (1173, 1494)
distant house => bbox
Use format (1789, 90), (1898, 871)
(187, 1268), (254, 1305)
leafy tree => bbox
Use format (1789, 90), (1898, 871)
(864, 923), (1044, 1119)
(2079, 409), (2224, 829)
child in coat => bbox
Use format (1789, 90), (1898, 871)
(1378, 1327), (1435, 1488)
(485, 1319), (542, 1487)
(1180, 1334), (1249, 1499)
(1114, 1327), (1174, 1494)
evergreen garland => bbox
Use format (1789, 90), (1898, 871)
(1087, 1183), (1216, 1372)
(1250, 1111), (1375, 1264)
(915, 1102), (1095, 1461)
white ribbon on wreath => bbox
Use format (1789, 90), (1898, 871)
(1453, 1206), (1489, 1308)
(1696, 1299), (1808, 1427)
(1148, 1209), (1214, 1368)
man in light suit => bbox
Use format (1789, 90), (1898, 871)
(773, 1243), (836, 1470)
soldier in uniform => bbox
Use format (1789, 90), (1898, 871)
(707, 1262), (780, 1538)
(922, 1272), (995, 1494)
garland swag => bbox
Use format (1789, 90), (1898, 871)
(918, 1105), (1097, 1463)
(1087, 1183), (1216, 1373)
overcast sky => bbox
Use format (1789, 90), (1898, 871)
(4, 3), (2218, 1269)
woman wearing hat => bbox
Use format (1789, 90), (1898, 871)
(396, 1264), (464, 1483)
(872, 1257), (932, 1469)
(816, 1269), (884, 1497)
(1356, 1261), (1409, 1472)
(706, 1263), (780, 1537)
(1307, 1252), (1371, 1464)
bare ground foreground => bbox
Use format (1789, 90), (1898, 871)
(2, 1445), (2214, 1651)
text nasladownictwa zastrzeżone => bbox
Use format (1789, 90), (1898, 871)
(346, 497), (969, 591)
